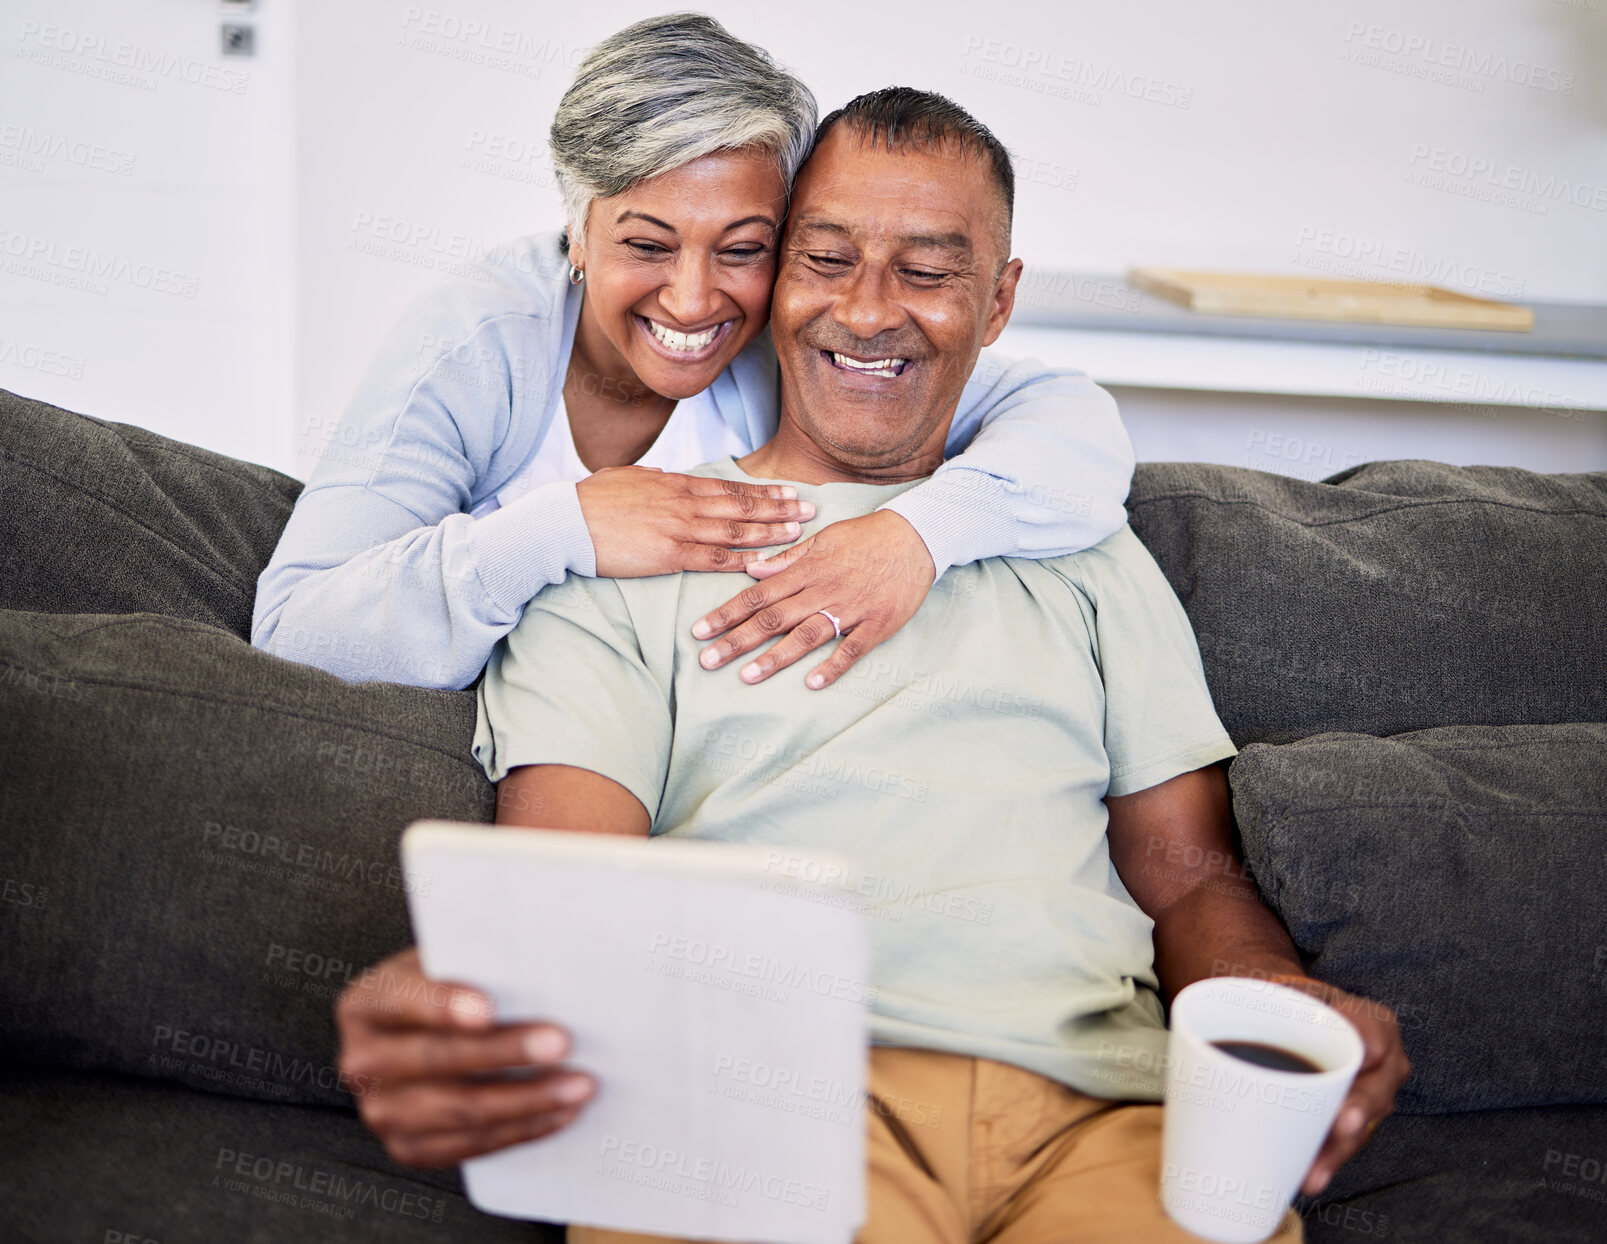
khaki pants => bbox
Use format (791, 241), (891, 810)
(570, 1046), (1304, 1244)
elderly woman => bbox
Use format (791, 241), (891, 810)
(252, 13), (1132, 693)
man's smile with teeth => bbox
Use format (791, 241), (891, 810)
(827, 351), (909, 378)
(641, 315), (727, 353)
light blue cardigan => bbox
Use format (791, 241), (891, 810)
(252, 233), (1134, 689)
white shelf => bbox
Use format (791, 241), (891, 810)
(996, 326), (1607, 413)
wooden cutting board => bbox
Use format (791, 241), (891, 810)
(1128, 266), (1534, 332)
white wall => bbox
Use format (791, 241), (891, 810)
(0, 0), (295, 472)
(3, 0), (1603, 480)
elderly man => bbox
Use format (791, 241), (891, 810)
(338, 88), (1408, 1243)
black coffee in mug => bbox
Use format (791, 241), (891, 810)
(1210, 1040), (1323, 1074)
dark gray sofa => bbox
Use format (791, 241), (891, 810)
(1, 386), (1603, 1243)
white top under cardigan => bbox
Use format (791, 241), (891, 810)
(468, 388), (746, 517)
(251, 232), (1136, 689)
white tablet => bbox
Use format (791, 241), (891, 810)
(401, 821), (869, 1244)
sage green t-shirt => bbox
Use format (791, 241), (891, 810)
(473, 457), (1236, 1100)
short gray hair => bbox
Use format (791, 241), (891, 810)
(551, 13), (817, 250)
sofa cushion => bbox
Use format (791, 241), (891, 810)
(1128, 460), (1607, 744)
(0, 388), (301, 639)
(1295, 1100), (1607, 1244)
(0, 609), (493, 1107)
(1229, 723), (1607, 1114)
(0, 1063), (559, 1243)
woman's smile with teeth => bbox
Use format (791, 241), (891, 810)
(829, 351), (909, 378)
(643, 316), (725, 352)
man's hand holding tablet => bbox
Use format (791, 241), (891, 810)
(335, 947), (597, 1167)
(376, 824), (868, 1244)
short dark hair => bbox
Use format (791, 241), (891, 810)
(813, 87), (1014, 233)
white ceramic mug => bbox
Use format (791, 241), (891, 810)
(1160, 977), (1365, 1243)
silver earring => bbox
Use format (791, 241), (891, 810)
(568, 265), (584, 285)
